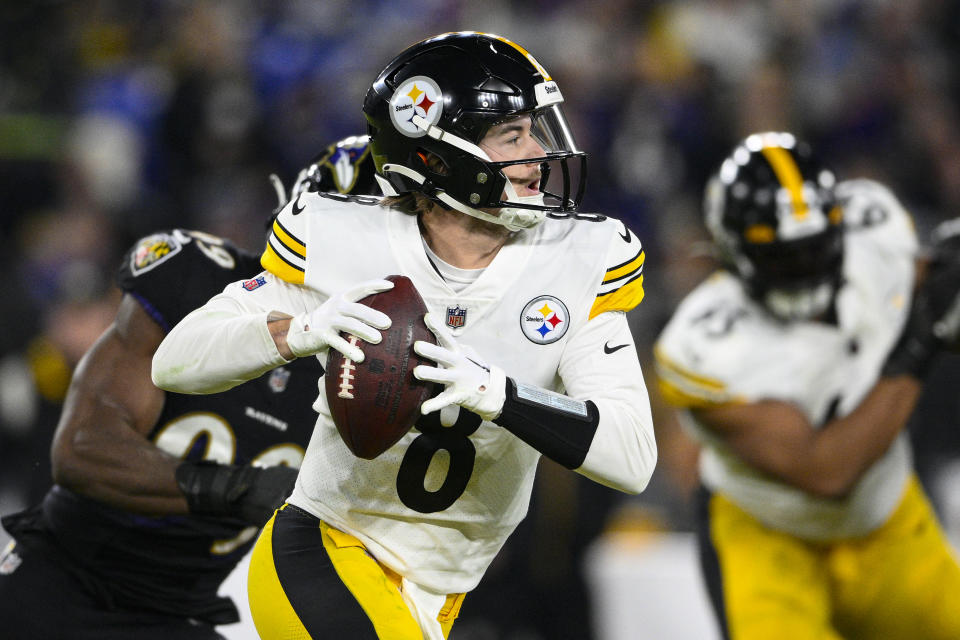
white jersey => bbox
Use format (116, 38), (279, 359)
(655, 179), (918, 540)
(155, 191), (656, 594)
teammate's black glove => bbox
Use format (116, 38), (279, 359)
(175, 461), (298, 527)
(883, 219), (960, 378)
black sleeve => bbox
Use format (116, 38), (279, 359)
(493, 378), (600, 469)
(116, 229), (263, 331)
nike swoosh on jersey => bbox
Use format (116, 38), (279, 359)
(619, 227), (632, 242)
(292, 196), (305, 215)
(604, 342), (630, 354)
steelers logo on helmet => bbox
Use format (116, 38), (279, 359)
(520, 295), (570, 344)
(389, 75), (444, 138)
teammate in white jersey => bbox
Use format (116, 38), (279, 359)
(153, 32), (657, 639)
(655, 131), (960, 639)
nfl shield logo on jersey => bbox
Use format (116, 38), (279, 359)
(268, 367), (290, 393)
(243, 276), (267, 291)
(446, 305), (467, 329)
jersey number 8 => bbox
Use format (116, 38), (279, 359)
(396, 410), (482, 513)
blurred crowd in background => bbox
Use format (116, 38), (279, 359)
(3, 1), (960, 638)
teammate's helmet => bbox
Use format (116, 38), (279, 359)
(362, 31), (586, 231)
(704, 131), (843, 321)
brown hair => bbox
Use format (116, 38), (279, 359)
(379, 152), (446, 215)
(381, 193), (433, 215)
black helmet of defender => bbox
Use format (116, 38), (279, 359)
(362, 31), (586, 231)
(704, 131), (843, 321)
(266, 134), (379, 231)
(307, 134), (379, 196)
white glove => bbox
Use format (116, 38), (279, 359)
(413, 313), (507, 421)
(286, 279), (394, 361)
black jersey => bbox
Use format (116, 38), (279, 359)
(2, 230), (322, 625)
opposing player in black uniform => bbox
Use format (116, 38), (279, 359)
(0, 139), (375, 639)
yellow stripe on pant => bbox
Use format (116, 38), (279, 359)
(248, 507), (312, 639)
(248, 505), (464, 639)
(320, 522), (425, 639)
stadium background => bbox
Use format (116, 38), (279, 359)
(2, 1), (960, 638)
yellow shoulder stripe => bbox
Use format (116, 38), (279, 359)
(657, 378), (731, 409)
(590, 275), (644, 319)
(654, 346), (725, 390)
(653, 345), (741, 408)
(261, 244), (305, 285)
(272, 219), (306, 257)
(604, 249), (644, 284)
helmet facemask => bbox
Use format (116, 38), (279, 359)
(378, 103), (585, 231)
(740, 224), (844, 322)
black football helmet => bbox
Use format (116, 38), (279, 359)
(306, 134), (379, 196)
(704, 131), (843, 321)
(362, 31), (586, 231)
(267, 134), (379, 230)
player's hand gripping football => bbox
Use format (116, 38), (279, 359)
(413, 313), (507, 421)
(884, 217), (960, 377)
(286, 279), (394, 362)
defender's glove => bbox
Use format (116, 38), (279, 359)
(286, 279), (394, 361)
(883, 219), (960, 378)
(413, 313), (507, 421)
(175, 461), (298, 527)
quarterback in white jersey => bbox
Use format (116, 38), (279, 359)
(655, 132), (960, 640)
(153, 32), (656, 640)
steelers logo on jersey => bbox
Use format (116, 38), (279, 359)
(520, 295), (570, 344)
(131, 232), (182, 275)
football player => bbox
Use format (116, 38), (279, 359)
(152, 32), (657, 640)
(0, 138), (377, 639)
(654, 131), (960, 639)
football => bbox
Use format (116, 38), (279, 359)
(325, 275), (437, 459)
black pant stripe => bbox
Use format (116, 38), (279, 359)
(272, 505), (379, 638)
(696, 486), (731, 640)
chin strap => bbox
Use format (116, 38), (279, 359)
(432, 190), (545, 231)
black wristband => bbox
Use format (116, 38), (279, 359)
(493, 378), (600, 469)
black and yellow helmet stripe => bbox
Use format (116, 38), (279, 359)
(760, 145), (808, 220)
